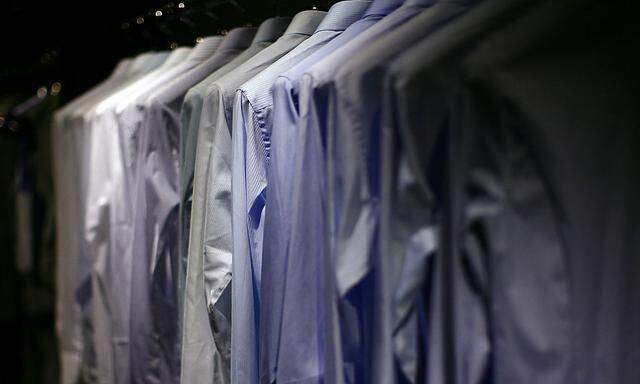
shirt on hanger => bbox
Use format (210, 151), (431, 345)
(233, 2), (370, 384)
(179, 17), (291, 384)
(160, 27), (257, 340)
(83, 47), (195, 384)
(55, 51), (170, 384)
(288, 0), (453, 380)
(331, 0), (473, 381)
(81, 47), (192, 384)
(190, 9), (326, 384)
(84, 37), (215, 384)
(264, 1), (405, 380)
(52, 55), (136, 384)
(128, 26), (256, 384)
(126, 36), (228, 384)
(391, 0), (640, 382)
(382, 0), (540, 381)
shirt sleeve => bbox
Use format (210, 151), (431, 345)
(259, 76), (299, 384)
(180, 86), (225, 384)
(231, 88), (259, 384)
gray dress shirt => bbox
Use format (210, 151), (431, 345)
(391, 0), (640, 382)
(171, 26), (256, 334)
(179, 17), (290, 384)
(382, 0), (538, 382)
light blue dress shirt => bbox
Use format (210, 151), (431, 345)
(255, 2), (371, 384)
(266, 1), (409, 381)
(231, 10), (328, 383)
(276, 0), (421, 382)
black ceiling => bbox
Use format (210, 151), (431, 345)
(0, 0), (335, 102)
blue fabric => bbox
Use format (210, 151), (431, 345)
(219, 11), (325, 384)
(128, 36), (224, 384)
(266, 22), (411, 382)
(179, 18), (289, 384)
(332, 1), (473, 382)
(288, 0), (459, 382)
(247, 2), (371, 383)
(232, 3), (379, 382)
(265, 10), (388, 384)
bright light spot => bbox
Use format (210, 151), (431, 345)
(51, 82), (62, 95)
(155, 10), (163, 17)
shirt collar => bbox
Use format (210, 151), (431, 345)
(126, 52), (158, 75)
(185, 36), (223, 62)
(110, 58), (133, 78)
(253, 16), (292, 43)
(217, 27), (257, 51)
(161, 47), (192, 68)
(146, 51), (170, 68)
(364, 0), (405, 17)
(283, 10), (326, 36)
(316, 0), (371, 32)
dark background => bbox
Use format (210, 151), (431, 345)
(0, 0), (336, 101)
(0, 1), (335, 383)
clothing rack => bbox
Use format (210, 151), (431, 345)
(118, 0), (336, 50)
